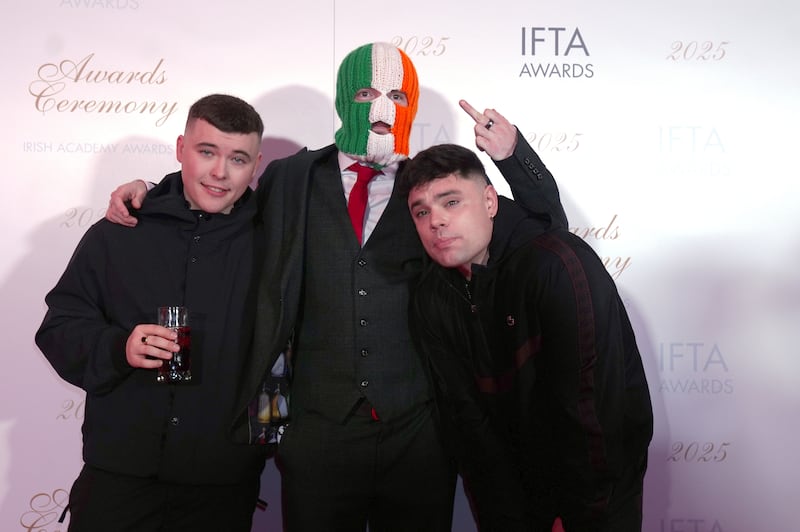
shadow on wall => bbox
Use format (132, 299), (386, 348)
(621, 291), (671, 530)
(251, 85), (334, 184)
(627, 233), (800, 528)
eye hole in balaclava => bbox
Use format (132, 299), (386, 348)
(334, 42), (419, 168)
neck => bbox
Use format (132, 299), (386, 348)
(458, 250), (490, 280)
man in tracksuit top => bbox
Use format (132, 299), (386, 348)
(35, 94), (268, 531)
(398, 143), (654, 532)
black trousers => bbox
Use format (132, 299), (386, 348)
(533, 453), (648, 532)
(276, 402), (457, 532)
(65, 465), (260, 532)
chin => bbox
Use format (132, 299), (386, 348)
(433, 256), (460, 269)
(199, 202), (229, 214)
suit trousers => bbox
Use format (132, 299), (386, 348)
(276, 401), (457, 532)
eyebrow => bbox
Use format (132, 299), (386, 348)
(195, 141), (252, 161)
(409, 189), (460, 210)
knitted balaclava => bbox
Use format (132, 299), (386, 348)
(334, 42), (419, 168)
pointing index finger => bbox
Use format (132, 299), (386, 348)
(459, 99), (483, 124)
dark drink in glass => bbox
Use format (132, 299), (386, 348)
(156, 306), (192, 383)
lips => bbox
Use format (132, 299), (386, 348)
(371, 121), (392, 135)
(202, 183), (229, 197)
(433, 236), (458, 250)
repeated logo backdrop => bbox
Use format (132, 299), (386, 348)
(2, 1), (798, 530)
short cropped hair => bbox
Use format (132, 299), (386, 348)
(397, 143), (491, 196)
(187, 94), (264, 138)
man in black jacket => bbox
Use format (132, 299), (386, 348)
(36, 94), (268, 531)
(398, 143), (653, 532)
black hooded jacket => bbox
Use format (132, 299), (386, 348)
(36, 172), (266, 484)
(411, 197), (653, 531)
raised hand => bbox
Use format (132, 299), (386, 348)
(459, 99), (518, 161)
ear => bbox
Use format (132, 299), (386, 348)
(175, 135), (185, 164)
(484, 185), (498, 218)
(251, 152), (263, 179)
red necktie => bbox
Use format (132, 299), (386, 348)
(347, 163), (381, 244)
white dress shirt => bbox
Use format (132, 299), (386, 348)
(338, 152), (398, 245)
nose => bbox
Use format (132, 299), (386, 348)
(429, 209), (446, 229)
(211, 157), (227, 179)
(370, 93), (395, 125)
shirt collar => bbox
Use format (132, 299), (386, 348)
(338, 151), (399, 181)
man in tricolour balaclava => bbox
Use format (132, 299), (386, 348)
(241, 43), (463, 530)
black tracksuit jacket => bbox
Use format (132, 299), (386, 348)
(411, 197), (653, 531)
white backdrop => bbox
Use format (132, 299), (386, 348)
(1, 1), (799, 530)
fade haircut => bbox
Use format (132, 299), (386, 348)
(186, 94), (264, 138)
(397, 143), (491, 196)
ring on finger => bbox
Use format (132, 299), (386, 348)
(485, 119), (494, 130)
(141, 336), (148, 345)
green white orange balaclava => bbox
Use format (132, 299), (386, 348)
(334, 42), (419, 168)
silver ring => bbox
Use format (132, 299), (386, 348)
(141, 336), (148, 345)
(485, 119), (494, 130)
